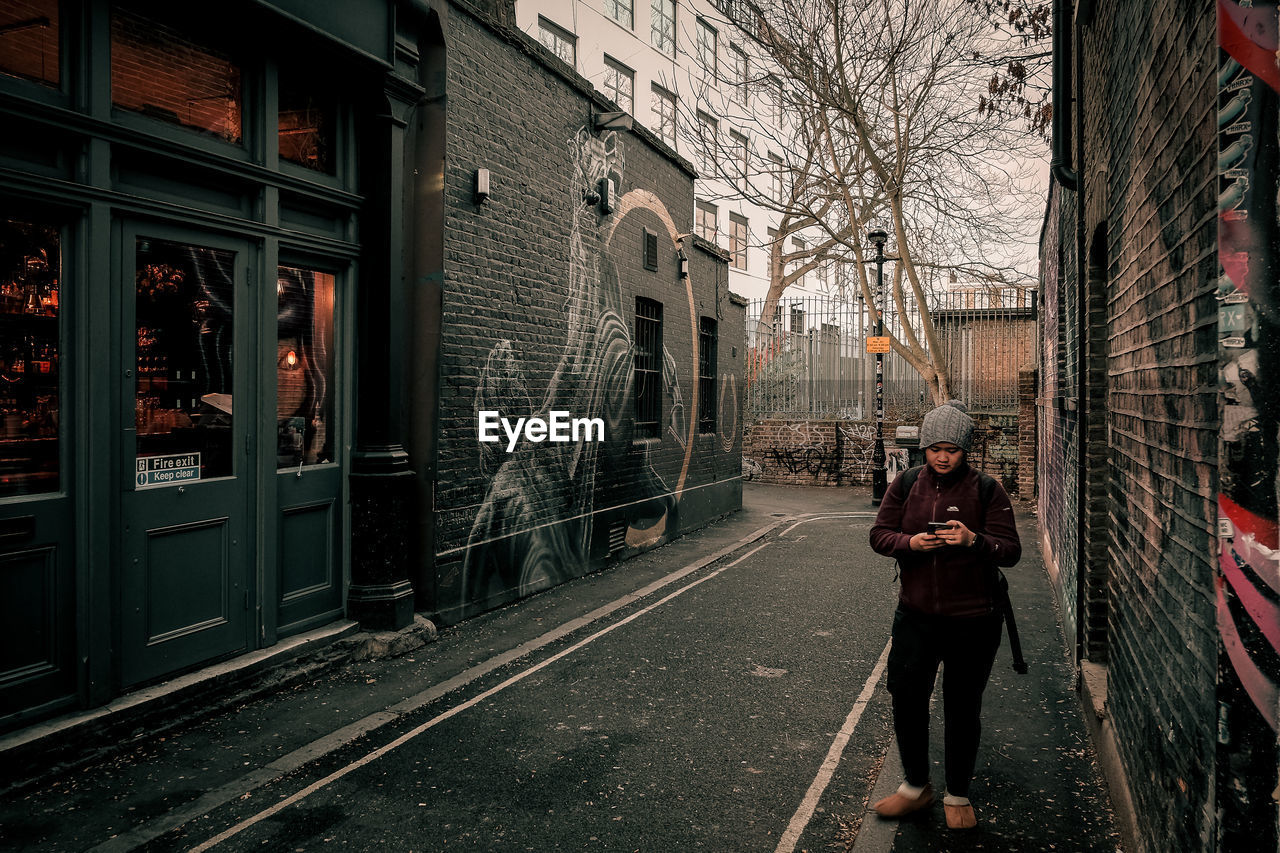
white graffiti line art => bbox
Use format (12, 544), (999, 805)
(719, 373), (738, 454)
(461, 129), (687, 608)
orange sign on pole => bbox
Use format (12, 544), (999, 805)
(866, 336), (891, 354)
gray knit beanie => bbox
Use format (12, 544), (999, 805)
(919, 399), (973, 452)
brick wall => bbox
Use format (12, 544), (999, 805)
(744, 411), (1030, 495)
(427, 0), (740, 625)
(1047, 3), (1221, 851)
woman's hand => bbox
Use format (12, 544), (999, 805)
(909, 532), (946, 552)
(932, 520), (976, 548)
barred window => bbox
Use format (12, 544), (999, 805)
(606, 0), (634, 29)
(538, 17), (577, 68)
(634, 298), (663, 439)
(603, 56), (634, 113)
(650, 0), (675, 56)
(651, 84), (677, 148)
(729, 213), (748, 270)
(698, 317), (717, 433)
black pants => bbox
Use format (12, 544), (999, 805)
(886, 605), (1003, 797)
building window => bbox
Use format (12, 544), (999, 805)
(634, 297), (663, 439)
(111, 4), (243, 144)
(277, 266), (336, 468)
(696, 200), (718, 242)
(697, 19), (717, 77)
(643, 228), (659, 271)
(606, 0), (634, 29)
(730, 45), (748, 106)
(603, 56), (634, 113)
(769, 152), (785, 202)
(650, 0), (675, 56)
(0, 219), (61, 497)
(696, 110), (717, 174)
(792, 237), (806, 286)
(538, 16), (577, 68)
(278, 68), (336, 173)
(729, 213), (748, 270)
(698, 317), (717, 433)
(730, 130), (749, 189)
(0, 0), (60, 87)
(651, 83), (677, 148)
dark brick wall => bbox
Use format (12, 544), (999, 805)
(426, 1), (740, 625)
(1043, 3), (1220, 850)
(1038, 182), (1081, 662)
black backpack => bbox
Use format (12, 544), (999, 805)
(894, 465), (1028, 674)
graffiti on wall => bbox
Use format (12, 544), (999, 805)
(1216, 1), (1280, 844)
(1216, 0), (1280, 731)
(458, 129), (716, 609)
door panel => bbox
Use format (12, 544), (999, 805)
(275, 264), (341, 634)
(121, 230), (253, 687)
(0, 218), (74, 723)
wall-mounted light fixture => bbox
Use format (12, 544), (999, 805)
(474, 168), (490, 204)
(598, 177), (615, 214)
(678, 247), (689, 279)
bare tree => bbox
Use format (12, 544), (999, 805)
(684, 0), (1046, 405)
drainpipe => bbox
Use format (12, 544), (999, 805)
(1052, 0), (1079, 190)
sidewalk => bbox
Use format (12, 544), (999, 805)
(852, 499), (1124, 852)
(0, 483), (1122, 852)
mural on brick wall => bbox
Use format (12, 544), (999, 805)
(459, 128), (706, 608)
(1216, 0), (1280, 843)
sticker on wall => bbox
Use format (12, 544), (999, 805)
(136, 452), (201, 488)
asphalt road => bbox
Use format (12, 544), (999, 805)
(4, 509), (904, 853)
(167, 513), (896, 852)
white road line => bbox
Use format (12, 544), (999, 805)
(774, 639), (892, 853)
(93, 518), (788, 853)
(189, 541), (774, 852)
(780, 513), (879, 537)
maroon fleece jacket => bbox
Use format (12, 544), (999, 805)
(869, 463), (1022, 617)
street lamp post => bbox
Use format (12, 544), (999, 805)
(868, 229), (889, 506)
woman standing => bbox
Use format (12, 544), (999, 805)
(868, 400), (1022, 830)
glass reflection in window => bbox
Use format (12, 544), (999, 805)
(277, 266), (334, 469)
(111, 5), (243, 144)
(0, 0), (60, 87)
(0, 219), (60, 497)
(279, 70), (336, 173)
(135, 238), (236, 483)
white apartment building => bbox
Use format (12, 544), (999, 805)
(515, 0), (829, 303)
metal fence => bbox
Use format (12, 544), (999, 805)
(746, 289), (1036, 421)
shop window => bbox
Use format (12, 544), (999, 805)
(698, 317), (717, 433)
(278, 69), (336, 173)
(634, 297), (662, 439)
(111, 5), (243, 144)
(0, 0), (60, 87)
(135, 238), (236, 482)
(277, 265), (335, 469)
(0, 219), (60, 497)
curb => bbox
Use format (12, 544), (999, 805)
(0, 616), (437, 790)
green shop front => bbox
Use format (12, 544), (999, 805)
(0, 0), (437, 730)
